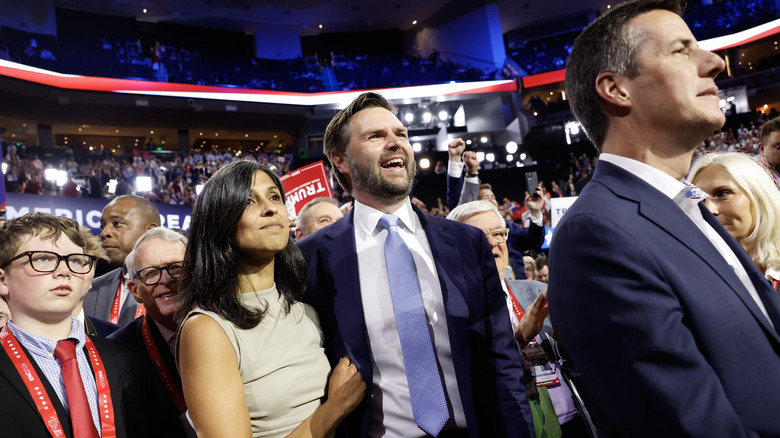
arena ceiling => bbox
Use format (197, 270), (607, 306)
(54, 0), (616, 35)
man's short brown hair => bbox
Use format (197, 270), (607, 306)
(761, 117), (780, 145)
(565, 0), (682, 150)
(323, 92), (398, 193)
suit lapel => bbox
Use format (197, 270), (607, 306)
(0, 342), (74, 437)
(598, 162), (780, 343)
(698, 203), (780, 339)
(320, 212), (372, 374)
(417, 211), (469, 320)
(416, 208), (472, 392)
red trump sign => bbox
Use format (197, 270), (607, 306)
(280, 161), (333, 216)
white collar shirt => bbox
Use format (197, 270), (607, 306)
(353, 198), (466, 437)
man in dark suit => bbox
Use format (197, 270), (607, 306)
(108, 227), (190, 437)
(547, 1), (780, 436)
(298, 92), (534, 438)
(447, 200), (588, 437)
(83, 195), (159, 326)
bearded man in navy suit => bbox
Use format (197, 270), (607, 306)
(297, 92), (534, 438)
(547, 1), (780, 436)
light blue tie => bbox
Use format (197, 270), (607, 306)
(378, 213), (450, 436)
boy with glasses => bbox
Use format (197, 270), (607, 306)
(0, 212), (164, 437)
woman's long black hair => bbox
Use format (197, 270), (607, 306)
(175, 159), (308, 329)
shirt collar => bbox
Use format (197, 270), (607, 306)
(7, 317), (87, 358)
(353, 198), (417, 236)
(154, 319), (177, 344)
(599, 153), (688, 201)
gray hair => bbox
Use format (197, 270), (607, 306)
(446, 200), (505, 227)
(297, 197), (339, 234)
(125, 227), (187, 281)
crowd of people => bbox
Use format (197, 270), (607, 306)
(3, 1), (780, 437)
(2, 145), (294, 206)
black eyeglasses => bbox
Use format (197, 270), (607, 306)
(135, 261), (184, 285)
(4, 251), (97, 275)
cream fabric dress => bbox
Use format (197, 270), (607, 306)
(180, 285), (331, 437)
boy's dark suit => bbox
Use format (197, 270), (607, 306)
(0, 333), (168, 437)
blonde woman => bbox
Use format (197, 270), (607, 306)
(689, 152), (780, 290)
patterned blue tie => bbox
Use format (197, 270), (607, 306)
(378, 214), (450, 436)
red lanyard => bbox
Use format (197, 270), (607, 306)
(505, 283), (526, 323)
(774, 280), (779, 292)
(109, 278), (145, 324)
(1, 326), (117, 438)
(141, 317), (186, 414)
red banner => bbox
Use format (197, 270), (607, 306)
(280, 161), (333, 216)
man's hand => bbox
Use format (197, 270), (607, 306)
(448, 138), (466, 162)
(515, 290), (549, 347)
(464, 151), (479, 175)
(525, 184), (545, 218)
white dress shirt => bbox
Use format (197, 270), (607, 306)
(600, 153), (772, 326)
(353, 199), (466, 437)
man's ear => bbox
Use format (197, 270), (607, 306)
(128, 281), (143, 304)
(0, 268), (8, 299)
(595, 72), (631, 109)
(294, 228), (304, 241)
(330, 151), (351, 177)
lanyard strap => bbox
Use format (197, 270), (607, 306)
(505, 283), (526, 322)
(1, 326), (117, 438)
(141, 317), (186, 414)
(109, 278), (146, 324)
(109, 280), (123, 324)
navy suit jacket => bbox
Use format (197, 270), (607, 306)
(0, 333), (167, 437)
(108, 315), (188, 438)
(298, 205), (534, 438)
(548, 161), (780, 437)
(83, 268), (139, 326)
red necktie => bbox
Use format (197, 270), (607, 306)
(54, 339), (99, 438)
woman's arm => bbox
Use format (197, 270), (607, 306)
(179, 314), (252, 438)
(287, 356), (366, 438)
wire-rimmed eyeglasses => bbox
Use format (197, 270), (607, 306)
(3, 251), (97, 275)
(484, 228), (510, 243)
(135, 261), (184, 285)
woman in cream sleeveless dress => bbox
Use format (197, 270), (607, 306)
(176, 160), (364, 438)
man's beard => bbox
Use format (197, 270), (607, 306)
(347, 152), (415, 205)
